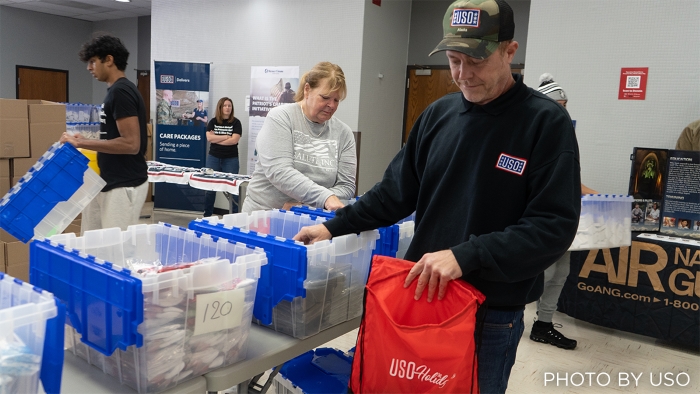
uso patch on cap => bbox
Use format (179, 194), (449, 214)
(451, 9), (480, 28)
(495, 153), (527, 175)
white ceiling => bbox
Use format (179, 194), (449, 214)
(0, 0), (151, 21)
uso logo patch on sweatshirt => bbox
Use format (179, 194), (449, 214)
(495, 153), (527, 175)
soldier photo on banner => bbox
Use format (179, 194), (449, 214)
(249, 77), (299, 117)
(157, 90), (209, 126)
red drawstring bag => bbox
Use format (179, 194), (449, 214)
(350, 255), (486, 393)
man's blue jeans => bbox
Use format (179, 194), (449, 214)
(476, 308), (525, 394)
(204, 155), (239, 216)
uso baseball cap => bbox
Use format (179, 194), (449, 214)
(429, 0), (515, 59)
(196, 99), (203, 102)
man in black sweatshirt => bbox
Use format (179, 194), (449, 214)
(294, 1), (581, 392)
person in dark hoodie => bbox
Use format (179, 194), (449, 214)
(294, 1), (581, 393)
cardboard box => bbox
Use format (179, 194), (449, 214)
(6, 263), (29, 282)
(27, 100), (66, 158)
(62, 215), (82, 235)
(0, 99), (29, 119)
(0, 229), (20, 243)
(5, 241), (29, 282)
(12, 156), (39, 179)
(27, 123), (65, 158)
(0, 159), (10, 197)
(0, 99), (30, 158)
(63, 223), (81, 235)
(0, 159), (9, 178)
(0, 177), (9, 197)
(27, 100), (66, 124)
(5, 241), (28, 264)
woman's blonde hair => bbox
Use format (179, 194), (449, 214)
(294, 62), (347, 102)
(215, 97), (234, 124)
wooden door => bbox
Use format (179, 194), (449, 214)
(402, 64), (526, 144)
(16, 66), (68, 102)
(137, 70), (151, 122)
(402, 67), (460, 144)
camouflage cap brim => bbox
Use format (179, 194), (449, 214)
(429, 37), (500, 60)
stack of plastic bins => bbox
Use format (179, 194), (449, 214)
(65, 103), (78, 122)
(66, 122), (101, 140)
(188, 210), (379, 339)
(569, 194), (634, 251)
(29, 223), (267, 393)
(273, 348), (353, 394)
(0, 273), (65, 394)
(0, 142), (105, 242)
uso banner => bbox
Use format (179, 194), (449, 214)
(154, 61), (210, 212)
(559, 233), (699, 348)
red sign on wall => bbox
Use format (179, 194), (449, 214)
(618, 67), (648, 100)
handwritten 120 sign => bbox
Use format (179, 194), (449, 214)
(193, 288), (245, 336)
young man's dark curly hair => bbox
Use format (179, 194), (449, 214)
(78, 35), (129, 71)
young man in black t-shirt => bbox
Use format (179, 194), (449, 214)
(60, 35), (148, 232)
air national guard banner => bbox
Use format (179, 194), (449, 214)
(154, 61), (210, 212)
(559, 234), (699, 348)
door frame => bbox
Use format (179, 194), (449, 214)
(16, 65), (69, 101)
(137, 69), (151, 122)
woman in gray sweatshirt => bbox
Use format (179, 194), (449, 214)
(242, 62), (357, 212)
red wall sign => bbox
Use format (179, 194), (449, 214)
(618, 67), (648, 100)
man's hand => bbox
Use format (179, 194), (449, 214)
(404, 250), (463, 302)
(293, 224), (332, 245)
(60, 132), (83, 148)
(324, 195), (344, 211)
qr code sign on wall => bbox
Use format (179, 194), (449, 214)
(618, 68), (648, 100)
(626, 75), (641, 89)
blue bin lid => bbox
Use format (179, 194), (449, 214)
(40, 298), (66, 394)
(0, 143), (88, 243)
(29, 239), (144, 355)
(278, 348), (353, 394)
(188, 220), (308, 325)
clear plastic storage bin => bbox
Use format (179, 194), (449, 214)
(65, 103), (97, 122)
(569, 194), (634, 251)
(189, 210), (379, 339)
(66, 122), (101, 140)
(0, 273), (64, 394)
(30, 223), (267, 393)
(289, 205), (416, 259)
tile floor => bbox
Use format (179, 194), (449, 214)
(142, 203), (700, 394)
